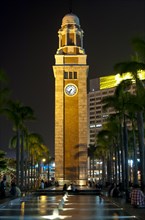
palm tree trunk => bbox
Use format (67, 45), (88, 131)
(48, 162), (50, 181)
(132, 127), (138, 185)
(107, 154), (112, 183)
(24, 159), (27, 190)
(28, 159), (30, 190)
(34, 160), (36, 189)
(110, 149), (113, 181)
(102, 156), (106, 186)
(38, 162), (41, 187)
(16, 129), (20, 187)
(89, 157), (91, 177)
(120, 124), (125, 189)
(98, 158), (101, 181)
(92, 155), (95, 178)
(27, 144), (30, 190)
(20, 130), (24, 190)
(117, 145), (121, 183)
(137, 111), (145, 187)
(30, 155), (33, 189)
(114, 149), (117, 183)
(123, 116), (129, 190)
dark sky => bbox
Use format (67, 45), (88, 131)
(0, 0), (145, 157)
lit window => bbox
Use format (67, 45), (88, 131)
(103, 114), (108, 118)
(90, 124), (95, 128)
(96, 124), (102, 128)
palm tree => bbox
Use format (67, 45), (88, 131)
(114, 58), (145, 186)
(102, 79), (134, 189)
(131, 37), (145, 63)
(0, 69), (11, 114)
(97, 129), (113, 184)
(125, 97), (140, 185)
(9, 131), (49, 189)
(0, 70), (11, 120)
(96, 115), (123, 184)
(0, 150), (7, 171)
(4, 100), (35, 187)
(26, 132), (49, 189)
(127, 127), (138, 185)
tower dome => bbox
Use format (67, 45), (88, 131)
(62, 13), (80, 26)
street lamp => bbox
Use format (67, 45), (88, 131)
(42, 158), (46, 163)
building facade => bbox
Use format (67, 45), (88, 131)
(88, 71), (145, 146)
(53, 13), (89, 185)
(88, 77), (115, 146)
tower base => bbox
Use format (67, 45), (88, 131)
(57, 178), (87, 186)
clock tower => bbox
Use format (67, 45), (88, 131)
(53, 13), (89, 185)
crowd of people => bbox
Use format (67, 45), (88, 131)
(0, 176), (21, 198)
(107, 182), (145, 208)
(1, 175), (145, 209)
(108, 183), (123, 198)
(62, 182), (78, 192)
(40, 179), (59, 189)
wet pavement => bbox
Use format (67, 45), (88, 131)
(0, 192), (138, 220)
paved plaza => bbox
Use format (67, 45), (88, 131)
(0, 188), (142, 220)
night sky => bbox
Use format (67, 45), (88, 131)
(0, 0), (145, 157)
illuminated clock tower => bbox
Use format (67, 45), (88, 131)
(53, 13), (89, 185)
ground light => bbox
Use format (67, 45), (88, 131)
(42, 214), (72, 219)
(42, 192), (72, 219)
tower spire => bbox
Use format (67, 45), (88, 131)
(69, 0), (73, 13)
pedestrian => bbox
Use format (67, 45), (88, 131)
(10, 182), (16, 196)
(41, 180), (45, 189)
(71, 183), (77, 192)
(110, 184), (120, 198)
(16, 186), (21, 197)
(63, 183), (67, 192)
(108, 183), (115, 196)
(0, 180), (6, 198)
(130, 184), (145, 208)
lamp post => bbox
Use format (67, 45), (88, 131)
(42, 158), (46, 180)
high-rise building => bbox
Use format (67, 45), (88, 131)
(88, 78), (115, 145)
(53, 13), (89, 185)
(88, 71), (145, 145)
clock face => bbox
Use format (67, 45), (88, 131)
(65, 84), (78, 96)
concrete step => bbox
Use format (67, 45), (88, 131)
(35, 188), (101, 195)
